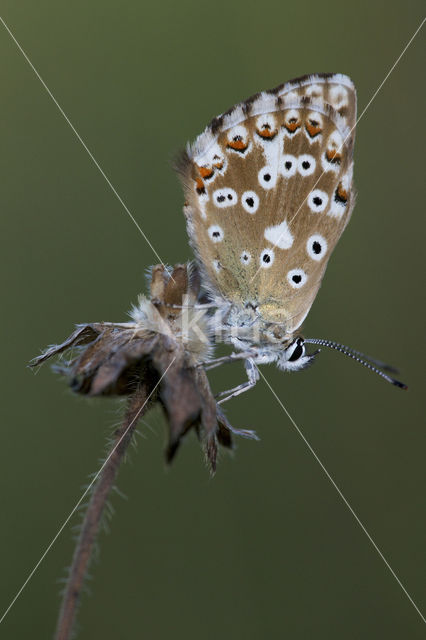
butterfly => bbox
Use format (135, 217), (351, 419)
(175, 73), (406, 401)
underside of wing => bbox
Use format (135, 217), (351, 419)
(176, 73), (357, 333)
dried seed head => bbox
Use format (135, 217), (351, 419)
(31, 263), (258, 472)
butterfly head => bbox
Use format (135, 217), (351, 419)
(277, 336), (318, 371)
(272, 334), (407, 387)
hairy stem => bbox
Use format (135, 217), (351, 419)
(54, 384), (149, 640)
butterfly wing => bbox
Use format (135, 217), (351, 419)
(177, 73), (356, 334)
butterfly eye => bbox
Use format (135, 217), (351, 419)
(208, 225), (224, 243)
(240, 251), (252, 265)
(260, 249), (275, 268)
(307, 189), (329, 213)
(258, 166), (277, 190)
(213, 188), (237, 208)
(241, 190), (260, 213)
(298, 154), (316, 176)
(287, 338), (305, 362)
(306, 234), (328, 261)
(280, 154), (297, 178)
(287, 268), (307, 288)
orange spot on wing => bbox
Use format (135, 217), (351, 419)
(305, 121), (322, 138)
(256, 127), (278, 139)
(284, 120), (300, 133)
(335, 182), (348, 203)
(198, 165), (214, 180)
(326, 149), (342, 163)
(227, 139), (248, 152)
(195, 177), (206, 195)
(213, 161), (223, 170)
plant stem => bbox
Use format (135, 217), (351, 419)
(54, 384), (149, 640)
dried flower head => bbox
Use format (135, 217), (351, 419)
(31, 263), (257, 472)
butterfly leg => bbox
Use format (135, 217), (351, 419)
(204, 351), (257, 371)
(217, 358), (259, 404)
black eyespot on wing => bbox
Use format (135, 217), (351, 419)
(302, 160), (310, 170)
(292, 274), (302, 284)
(242, 191), (259, 213)
(260, 248), (275, 267)
(217, 195), (225, 203)
(312, 241), (321, 254)
(263, 173), (271, 182)
(285, 161), (292, 170)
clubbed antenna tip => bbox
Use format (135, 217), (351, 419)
(304, 338), (408, 390)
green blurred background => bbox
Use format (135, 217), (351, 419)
(1, 1), (425, 638)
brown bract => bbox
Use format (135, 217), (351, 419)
(31, 263), (257, 472)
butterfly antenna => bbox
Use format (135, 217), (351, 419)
(304, 338), (407, 390)
(304, 338), (399, 372)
